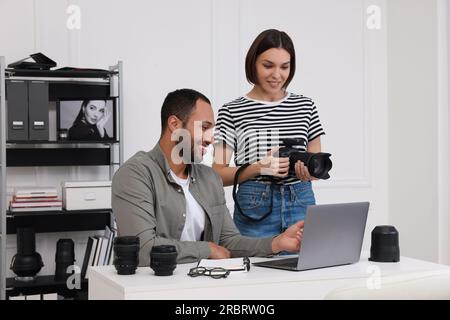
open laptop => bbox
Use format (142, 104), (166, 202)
(252, 202), (370, 271)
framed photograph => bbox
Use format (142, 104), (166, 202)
(57, 99), (117, 142)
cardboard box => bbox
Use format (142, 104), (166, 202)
(62, 181), (111, 210)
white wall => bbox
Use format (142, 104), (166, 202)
(1, 0), (448, 277)
(387, 0), (450, 264)
(214, 0), (389, 253)
(438, 0), (450, 266)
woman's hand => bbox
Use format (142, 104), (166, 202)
(96, 107), (110, 138)
(294, 160), (318, 182)
(257, 147), (290, 178)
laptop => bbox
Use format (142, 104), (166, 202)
(252, 202), (370, 271)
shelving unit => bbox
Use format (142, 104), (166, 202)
(1, 57), (7, 301)
(0, 58), (124, 300)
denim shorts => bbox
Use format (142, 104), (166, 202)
(233, 180), (316, 238)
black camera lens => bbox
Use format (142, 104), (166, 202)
(150, 245), (177, 276)
(10, 227), (44, 281)
(280, 138), (332, 180)
(113, 236), (140, 275)
(55, 238), (75, 281)
(308, 154), (332, 179)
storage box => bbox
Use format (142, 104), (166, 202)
(62, 181), (111, 211)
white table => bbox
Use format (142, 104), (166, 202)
(88, 253), (450, 300)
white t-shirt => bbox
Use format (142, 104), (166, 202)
(169, 171), (206, 241)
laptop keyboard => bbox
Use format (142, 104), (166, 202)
(266, 257), (298, 267)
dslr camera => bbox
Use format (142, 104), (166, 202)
(277, 138), (332, 179)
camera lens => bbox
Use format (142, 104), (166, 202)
(10, 227), (44, 281)
(150, 245), (177, 276)
(54, 238), (75, 281)
(113, 236), (140, 275)
(280, 138), (332, 180)
(309, 155), (332, 179)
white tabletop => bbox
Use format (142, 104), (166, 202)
(88, 252), (450, 300)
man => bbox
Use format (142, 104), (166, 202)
(112, 88), (304, 266)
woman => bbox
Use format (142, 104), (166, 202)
(213, 29), (325, 238)
(68, 99), (111, 140)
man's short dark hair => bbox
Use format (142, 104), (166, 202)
(245, 29), (296, 89)
(160, 89), (211, 132)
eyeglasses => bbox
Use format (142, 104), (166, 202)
(187, 266), (230, 279)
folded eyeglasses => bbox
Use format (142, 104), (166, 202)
(187, 266), (230, 279)
(187, 257), (251, 279)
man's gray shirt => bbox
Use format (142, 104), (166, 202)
(112, 143), (274, 266)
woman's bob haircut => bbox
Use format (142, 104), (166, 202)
(245, 29), (296, 89)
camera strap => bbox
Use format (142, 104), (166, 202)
(232, 164), (273, 222)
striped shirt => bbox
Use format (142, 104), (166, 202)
(214, 92), (325, 184)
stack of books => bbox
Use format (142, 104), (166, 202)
(81, 225), (117, 279)
(9, 186), (62, 212)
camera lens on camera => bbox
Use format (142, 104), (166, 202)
(150, 245), (177, 276)
(113, 236), (140, 275)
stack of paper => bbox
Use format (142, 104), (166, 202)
(197, 257), (250, 273)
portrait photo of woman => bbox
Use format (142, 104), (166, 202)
(58, 99), (115, 141)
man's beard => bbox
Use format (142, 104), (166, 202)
(177, 136), (203, 164)
(190, 139), (204, 163)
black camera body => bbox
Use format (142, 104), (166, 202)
(278, 138), (332, 180)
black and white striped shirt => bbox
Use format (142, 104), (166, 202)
(214, 92), (325, 184)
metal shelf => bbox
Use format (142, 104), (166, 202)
(6, 209), (112, 234)
(5, 68), (117, 79)
(1, 56), (7, 301)
(7, 140), (119, 145)
(6, 147), (112, 167)
(6, 275), (88, 299)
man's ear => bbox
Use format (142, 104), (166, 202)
(167, 115), (182, 133)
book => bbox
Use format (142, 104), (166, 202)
(98, 236), (110, 266)
(9, 206), (62, 212)
(108, 229), (117, 265)
(85, 237), (99, 279)
(81, 237), (94, 279)
(14, 186), (58, 196)
(14, 193), (58, 198)
(13, 195), (59, 202)
(103, 226), (113, 266)
(10, 200), (62, 208)
(93, 236), (104, 266)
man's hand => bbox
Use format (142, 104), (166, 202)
(271, 220), (305, 254)
(208, 242), (231, 259)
